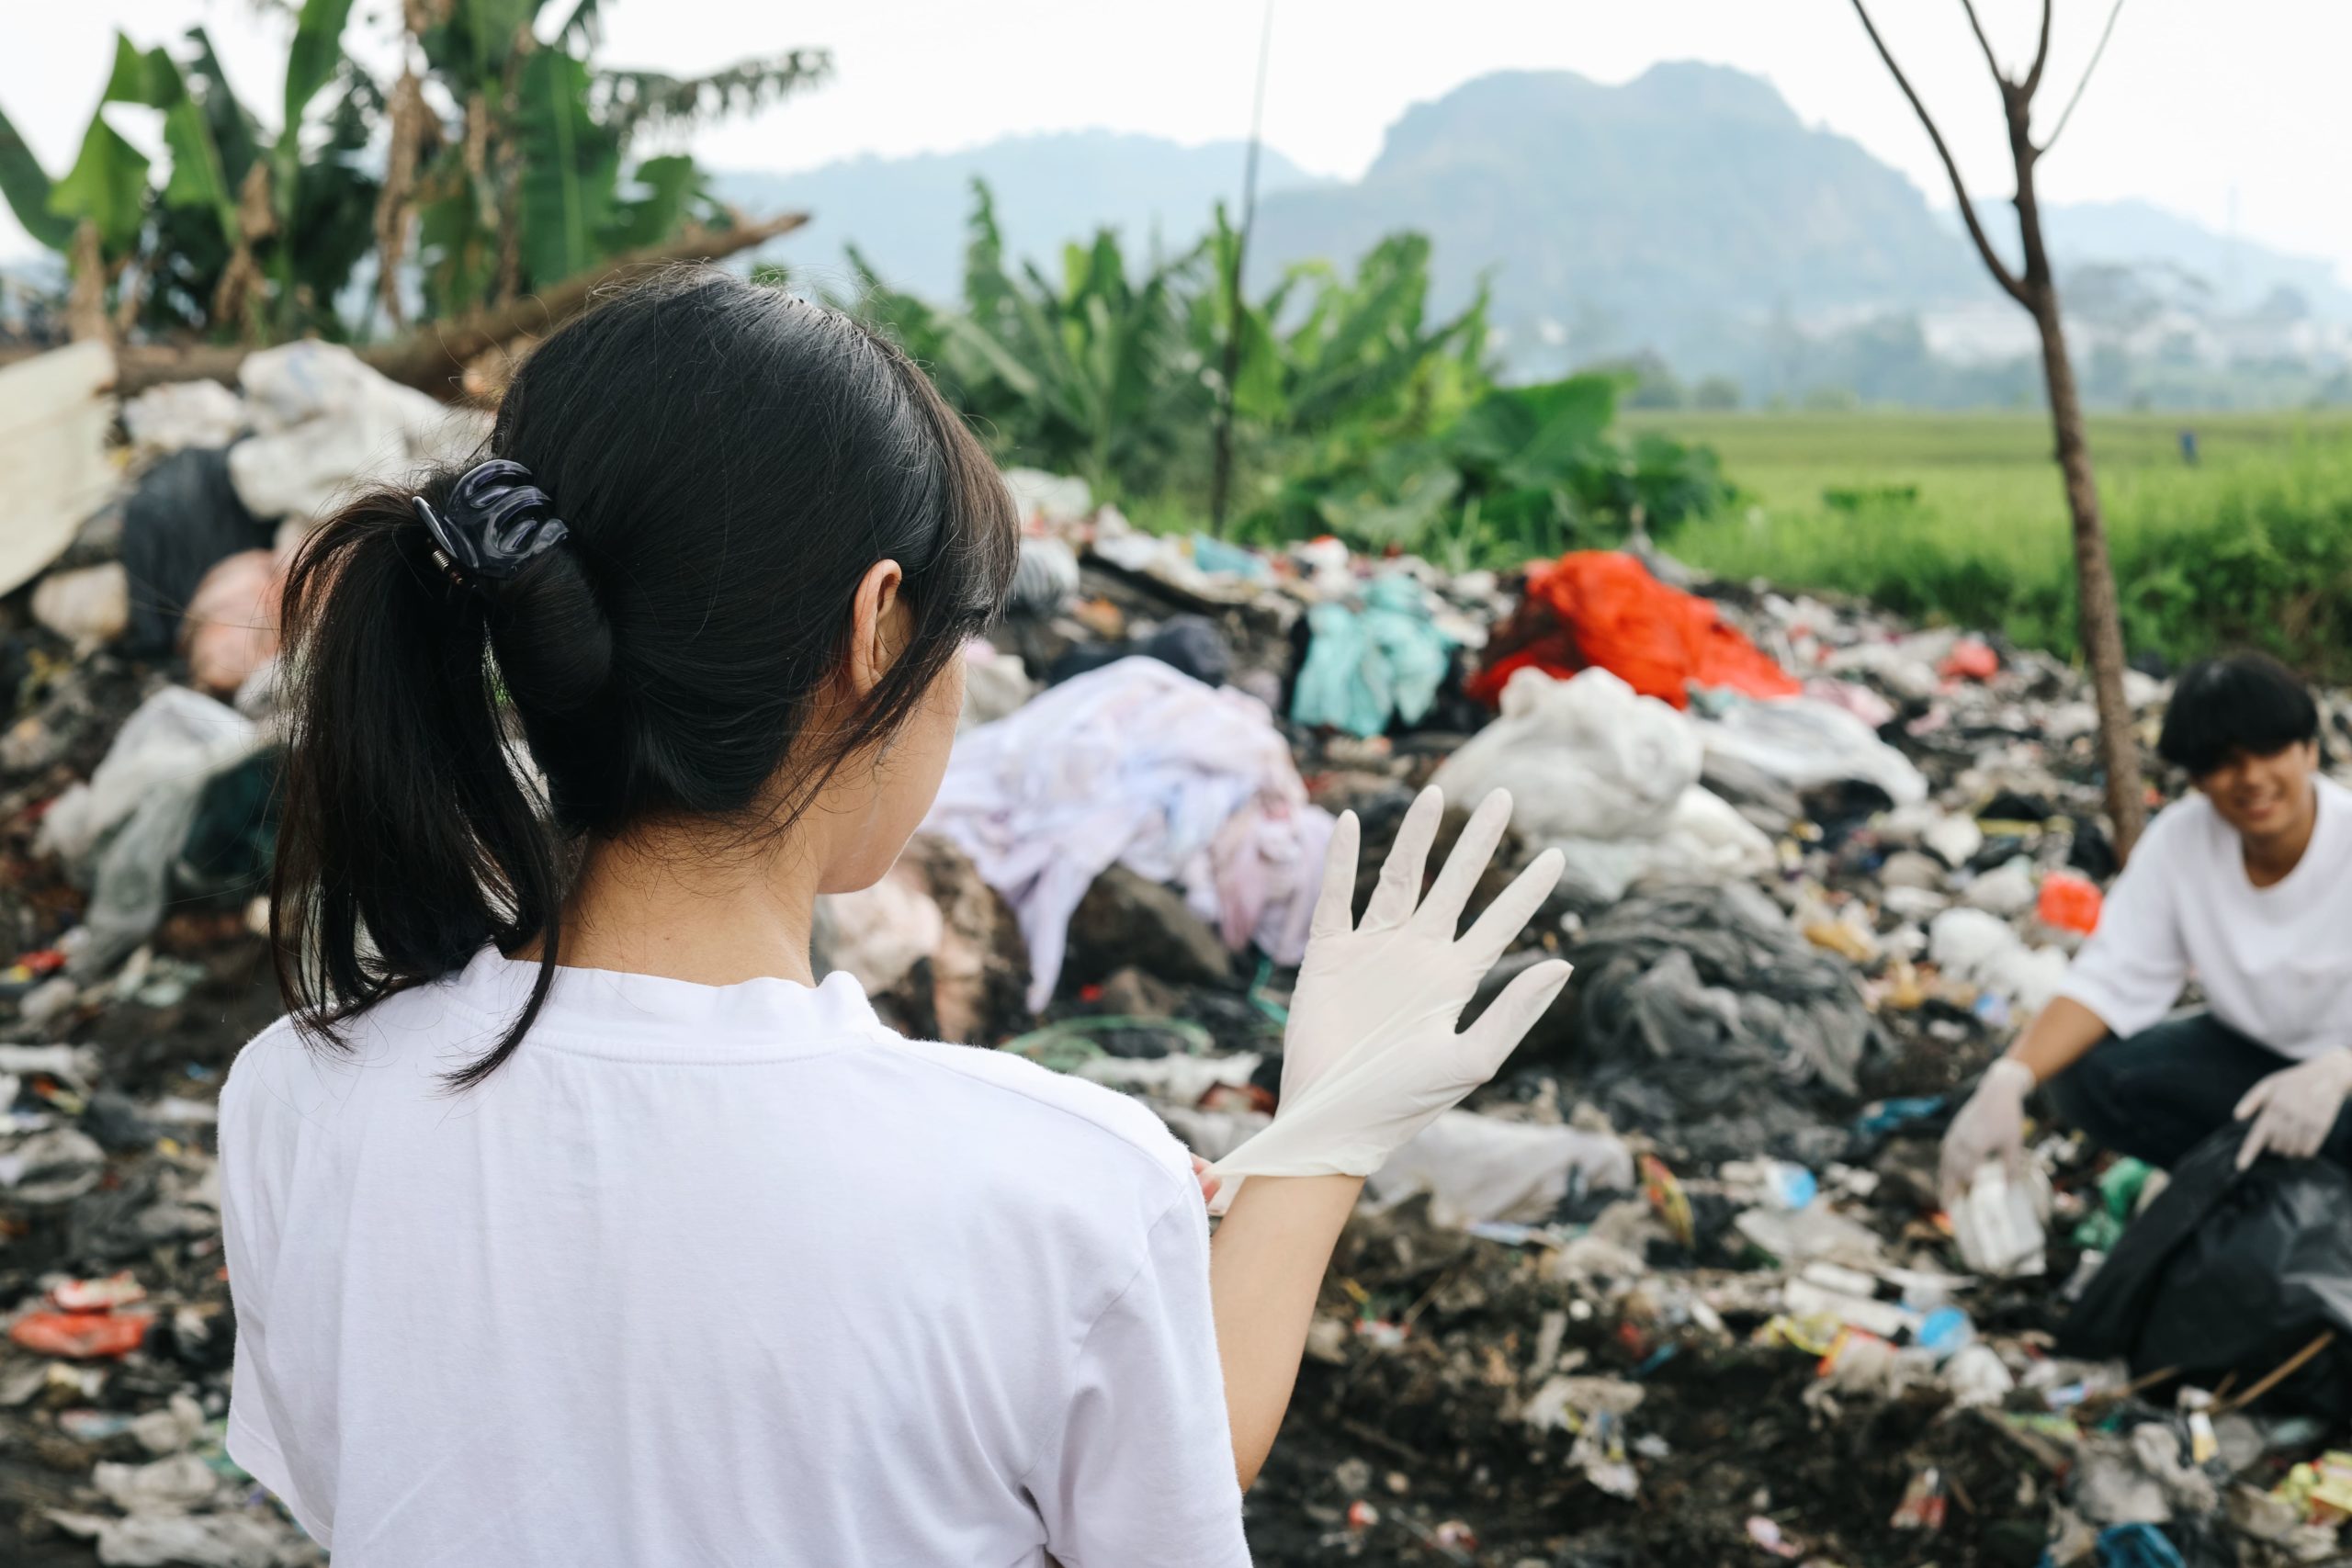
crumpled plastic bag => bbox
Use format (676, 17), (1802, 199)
(1363, 1110), (1634, 1226)
(1929, 907), (2070, 1014)
(121, 379), (247, 456)
(37, 686), (263, 976)
(1431, 667), (1771, 904)
(1696, 691), (1927, 806)
(226, 340), (490, 525)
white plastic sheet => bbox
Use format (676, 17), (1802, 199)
(1430, 667), (1772, 903)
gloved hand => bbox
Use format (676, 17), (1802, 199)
(2234, 1048), (2352, 1169)
(1213, 785), (1569, 1190)
(1939, 1057), (2034, 1202)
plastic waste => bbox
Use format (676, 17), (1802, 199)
(47, 1508), (311, 1568)
(1001, 468), (1091, 525)
(815, 871), (944, 997)
(1431, 667), (1771, 904)
(8, 1311), (153, 1359)
(1696, 692), (1928, 806)
(1920, 812), (1984, 869)
(1363, 1110), (1634, 1226)
(0, 341), (115, 598)
(1942, 1342), (2016, 1406)
(1962, 857), (2039, 917)
(121, 378), (247, 455)
(1469, 549), (1798, 710)
(228, 339), (487, 524)
(39, 686), (266, 978)
(1939, 637), (1999, 682)
(2039, 868), (2106, 933)
(1721, 1158), (1817, 1210)
(0, 1127), (107, 1204)
(1735, 1203), (1888, 1269)
(958, 644), (1034, 732)
(119, 446), (271, 655)
(181, 549), (284, 698)
(1949, 1161), (2051, 1277)
(31, 563), (130, 648)
(2064, 1123), (2352, 1419)
(1007, 535), (1080, 615)
(1928, 907), (2070, 1013)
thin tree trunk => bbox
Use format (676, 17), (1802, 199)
(2002, 75), (2145, 858)
(2031, 291), (2145, 853)
(1848, 0), (2145, 860)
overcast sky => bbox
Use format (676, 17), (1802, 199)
(7, 0), (2348, 280)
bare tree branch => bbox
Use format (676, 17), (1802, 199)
(1958, 0), (2009, 85)
(2041, 0), (2128, 153)
(1849, 0), (2030, 305)
(2022, 0), (2055, 97)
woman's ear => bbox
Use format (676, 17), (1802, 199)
(845, 558), (909, 698)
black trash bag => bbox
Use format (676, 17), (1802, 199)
(2061, 1122), (2352, 1418)
(120, 446), (272, 654)
(1047, 615), (1231, 689)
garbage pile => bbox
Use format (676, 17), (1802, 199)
(9, 333), (2352, 1566)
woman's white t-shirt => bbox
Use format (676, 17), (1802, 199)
(220, 948), (1251, 1566)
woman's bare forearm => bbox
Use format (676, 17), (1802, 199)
(1208, 1173), (1363, 1490)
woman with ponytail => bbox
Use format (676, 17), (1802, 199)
(223, 266), (1571, 1565)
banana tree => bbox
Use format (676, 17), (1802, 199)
(860, 180), (1208, 495)
(0, 1), (380, 341)
(405, 0), (830, 318)
(0, 0), (828, 342)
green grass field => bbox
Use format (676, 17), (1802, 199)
(1625, 409), (2352, 673)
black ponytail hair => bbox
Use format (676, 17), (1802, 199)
(271, 266), (1019, 1085)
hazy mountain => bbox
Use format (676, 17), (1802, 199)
(711, 68), (2349, 403)
(1243, 62), (1988, 377)
(716, 132), (1323, 299)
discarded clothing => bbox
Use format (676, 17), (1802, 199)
(925, 657), (1332, 1010)
(1565, 884), (1883, 1165)
(1290, 573), (1454, 739)
(1469, 550), (1798, 710)
(1430, 667), (1771, 905)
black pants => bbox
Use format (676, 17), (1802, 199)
(2045, 1011), (2352, 1170)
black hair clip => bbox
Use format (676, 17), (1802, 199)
(413, 458), (571, 586)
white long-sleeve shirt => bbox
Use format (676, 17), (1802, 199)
(2059, 775), (2352, 1059)
(220, 948), (1250, 1567)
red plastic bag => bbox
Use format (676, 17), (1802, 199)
(9, 1311), (153, 1359)
(2036, 870), (2104, 934)
(1469, 551), (1797, 710)
(1939, 637), (1999, 682)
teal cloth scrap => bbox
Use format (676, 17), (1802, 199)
(1290, 575), (1454, 739)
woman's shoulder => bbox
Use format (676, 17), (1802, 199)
(865, 1032), (1196, 1196)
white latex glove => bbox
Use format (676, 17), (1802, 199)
(2235, 1048), (2352, 1169)
(1939, 1057), (2033, 1202)
(1212, 785), (1570, 1190)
